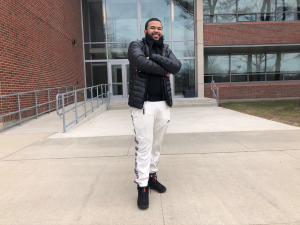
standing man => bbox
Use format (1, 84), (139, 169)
(128, 18), (181, 210)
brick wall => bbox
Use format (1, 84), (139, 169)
(205, 82), (300, 99)
(204, 21), (300, 45)
(0, 0), (84, 123)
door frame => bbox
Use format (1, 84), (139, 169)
(108, 60), (129, 99)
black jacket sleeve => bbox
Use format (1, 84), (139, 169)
(150, 49), (182, 75)
(128, 41), (169, 77)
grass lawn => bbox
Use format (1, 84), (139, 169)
(221, 99), (300, 127)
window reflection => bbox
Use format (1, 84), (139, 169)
(85, 44), (106, 60)
(140, 0), (171, 40)
(174, 59), (195, 95)
(267, 53), (300, 72)
(173, 41), (194, 58)
(277, 0), (299, 11)
(204, 55), (229, 74)
(218, 14), (237, 23)
(107, 43), (130, 59)
(203, 0), (237, 15)
(106, 0), (138, 42)
(238, 0), (276, 13)
(82, 0), (106, 42)
(173, 0), (195, 40)
(231, 54), (265, 74)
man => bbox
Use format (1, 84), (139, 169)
(127, 18), (181, 210)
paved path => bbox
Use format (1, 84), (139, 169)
(1, 107), (300, 225)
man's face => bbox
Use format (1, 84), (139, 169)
(144, 21), (163, 40)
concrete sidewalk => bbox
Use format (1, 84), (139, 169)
(1, 107), (300, 225)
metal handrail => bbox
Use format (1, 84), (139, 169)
(56, 84), (110, 133)
(211, 80), (219, 107)
(0, 85), (76, 131)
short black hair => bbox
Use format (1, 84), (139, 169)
(145, 18), (162, 30)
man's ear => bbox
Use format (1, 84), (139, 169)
(144, 30), (147, 36)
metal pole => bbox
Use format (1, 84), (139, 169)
(66, 86), (68, 105)
(35, 91), (38, 119)
(101, 85), (103, 104)
(84, 89), (87, 117)
(62, 94), (66, 133)
(17, 94), (22, 126)
(58, 89), (60, 109)
(75, 91), (78, 124)
(107, 91), (110, 110)
(91, 87), (93, 112)
(97, 85), (99, 108)
(48, 90), (50, 113)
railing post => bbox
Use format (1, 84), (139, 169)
(66, 86), (68, 105)
(17, 94), (22, 126)
(35, 91), (38, 119)
(75, 91), (78, 124)
(101, 85), (103, 104)
(91, 87), (93, 112)
(96, 85), (99, 108)
(58, 89), (60, 109)
(48, 90), (50, 113)
(84, 89), (87, 117)
(62, 94), (66, 133)
(107, 91), (110, 110)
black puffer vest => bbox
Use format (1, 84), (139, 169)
(127, 38), (181, 109)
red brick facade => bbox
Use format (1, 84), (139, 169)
(204, 21), (300, 45)
(0, 0), (84, 123)
(205, 82), (300, 99)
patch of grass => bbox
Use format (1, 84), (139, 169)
(221, 100), (300, 127)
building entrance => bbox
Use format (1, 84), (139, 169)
(108, 61), (130, 99)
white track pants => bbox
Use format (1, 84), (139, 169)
(130, 101), (170, 187)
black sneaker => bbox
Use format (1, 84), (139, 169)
(137, 185), (149, 210)
(148, 172), (166, 193)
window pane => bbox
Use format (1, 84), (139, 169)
(257, 13), (276, 21)
(204, 76), (213, 83)
(249, 74), (266, 81)
(276, 12), (295, 21)
(231, 75), (247, 82)
(218, 14), (237, 23)
(267, 74), (283, 81)
(204, 15), (217, 23)
(174, 59), (195, 95)
(267, 53), (300, 72)
(106, 0), (138, 42)
(173, 41), (194, 58)
(204, 55), (229, 74)
(173, 0), (194, 40)
(238, 14), (256, 22)
(82, 0), (106, 42)
(285, 74), (300, 80)
(231, 54), (265, 74)
(107, 43), (130, 59)
(140, 0), (171, 40)
(213, 75), (230, 83)
(203, 0), (237, 14)
(85, 44), (106, 60)
(238, 0), (276, 13)
(277, 0), (299, 11)
(85, 62), (108, 97)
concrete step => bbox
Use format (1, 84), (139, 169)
(109, 97), (218, 110)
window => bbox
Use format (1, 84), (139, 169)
(203, 0), (300, 23)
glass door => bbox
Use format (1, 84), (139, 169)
(108, 61), (129, 99)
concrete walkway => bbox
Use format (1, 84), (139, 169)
(1, 107), (300, 225)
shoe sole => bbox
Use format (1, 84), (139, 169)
(149, 187), (167, 193)
(137, 203), (149, 210)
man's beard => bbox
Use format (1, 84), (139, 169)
(145, 32), (164, 46)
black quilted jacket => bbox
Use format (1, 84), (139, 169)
(127, 38), (181, 109)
